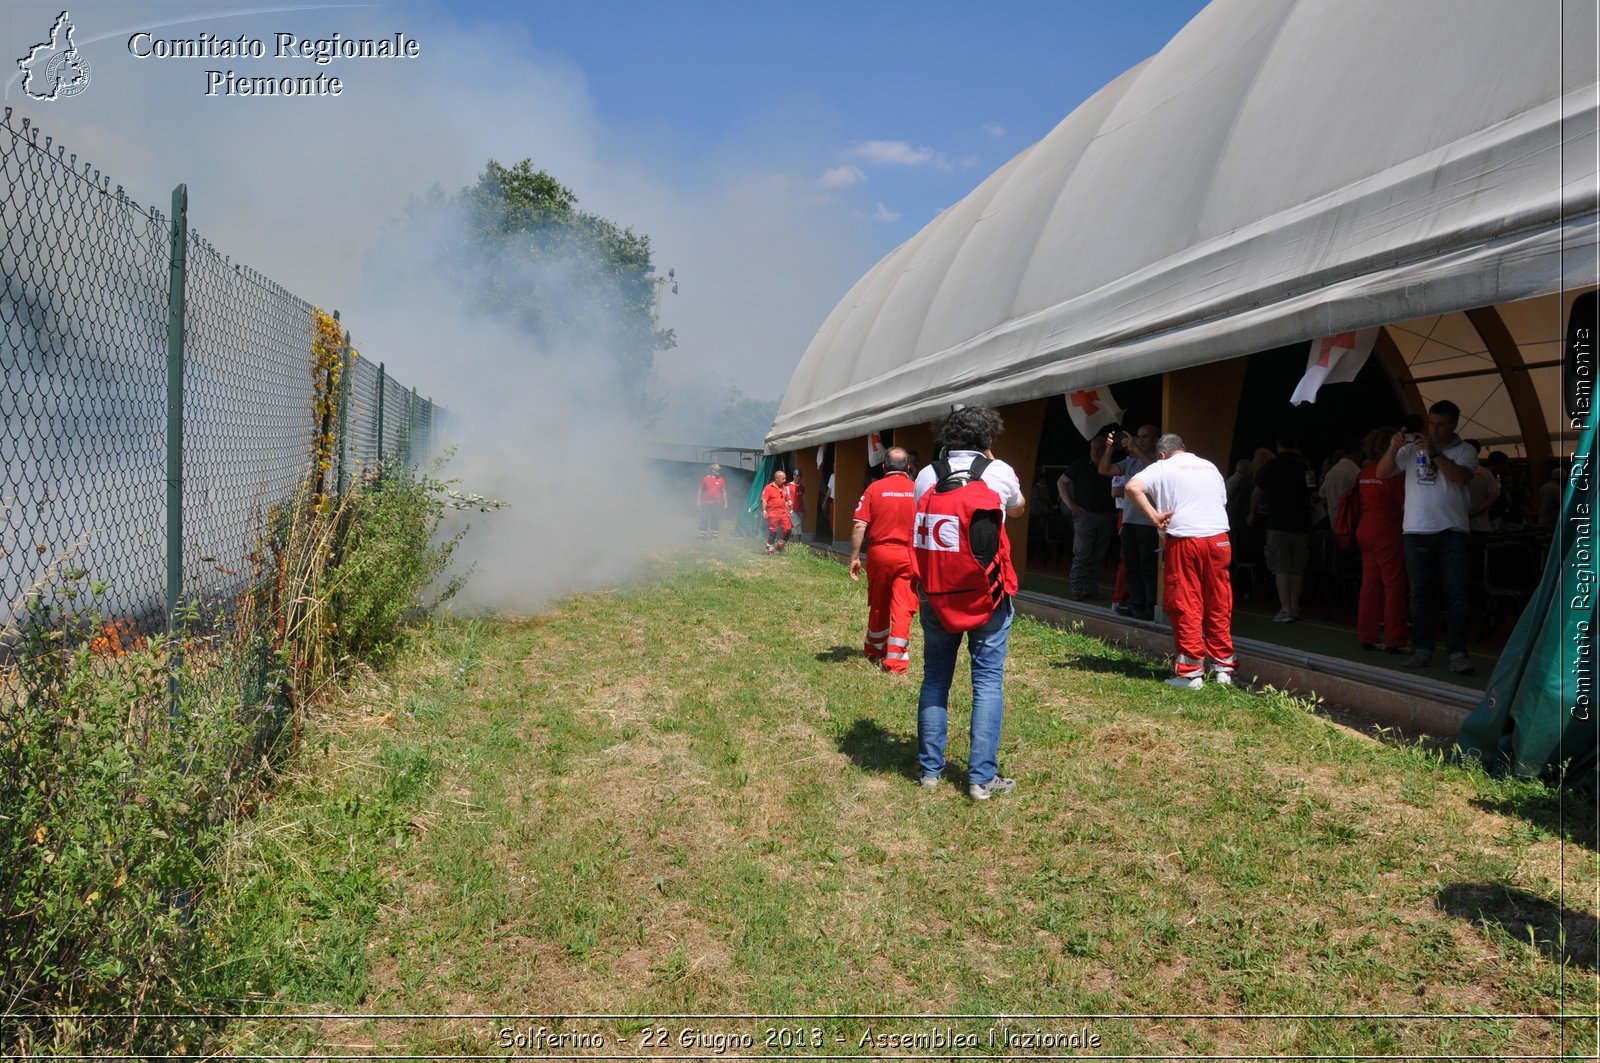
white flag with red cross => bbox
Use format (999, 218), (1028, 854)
(1290, 328), (1380, 405)
(867, 432), (887, 466)
(1064, 387), (1125, 440)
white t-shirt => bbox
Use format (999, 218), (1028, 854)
(913, 451), (1025, 511)
(1320, 457), (1360, 519)
(1395, 439), (1477, 534)
(1466, 466), (1501, 533)
(1127, 452), (1229, 538)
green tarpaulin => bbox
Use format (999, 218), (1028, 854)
(1457, 417), (1599, 790)
(738, 455), (782, 539)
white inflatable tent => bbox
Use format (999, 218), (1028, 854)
(767, 0), (1598, 455)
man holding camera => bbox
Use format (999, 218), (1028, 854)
(1099, 423), (1161, 620)
(1061, 434), (1116, 600)
(1377, 399), (1478, 674)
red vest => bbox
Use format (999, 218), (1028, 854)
(911, 458), (1018, 632)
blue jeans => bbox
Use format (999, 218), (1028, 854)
(1403, 530), (1472, 656)
(917, 598), (1014, 785)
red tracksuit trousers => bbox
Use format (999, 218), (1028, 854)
(1356, 523), (1408, 647)
(864, 545), (918, 673)
(1163, 533), (1235, 679)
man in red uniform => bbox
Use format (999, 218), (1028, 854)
(1125, 433), (1236, 689)
(786, 468), (808, 542)
(849, 447), (918, 672)
(697, 463), (729, 540)
(761, 469), (792, 554)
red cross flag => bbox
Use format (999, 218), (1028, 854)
(1064, 387), (1125, 440)
(1290, 328), (1380, 405)
(867, 432), (887, 466)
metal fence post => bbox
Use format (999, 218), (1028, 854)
(376, 362), (385, 467)
(405, 386), (416, 466)
(337, 329), (351, 498)
(165, 184), (187, 636)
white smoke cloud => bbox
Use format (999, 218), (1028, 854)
(0, 0), (874, 612)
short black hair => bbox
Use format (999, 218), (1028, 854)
(1429, 399), (1461, 425)
(937, 406), (1004, 452)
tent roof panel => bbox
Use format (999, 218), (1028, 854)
(769, 0), (1598, 453)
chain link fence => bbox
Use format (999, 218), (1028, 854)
(0, 106), (441, 636)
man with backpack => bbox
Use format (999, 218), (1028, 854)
(911, 407), (1027, 800)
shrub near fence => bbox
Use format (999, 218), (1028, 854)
(0, 107), (451, 1053)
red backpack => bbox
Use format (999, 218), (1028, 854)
(1333, 483), (1361, 550)
(911, 457), (1018, 631)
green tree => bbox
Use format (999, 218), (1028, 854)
(445, 159), (675, 394)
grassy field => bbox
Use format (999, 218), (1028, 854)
(210, 543), (1598, 1058)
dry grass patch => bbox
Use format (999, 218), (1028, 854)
(212, 548), (1598, 1059)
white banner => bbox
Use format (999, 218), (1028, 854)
(867, 432), (887, 466)
(1064, 387), (1125, 440)
(1290, 328), (1380, 405)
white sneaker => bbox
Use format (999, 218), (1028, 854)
(1211, 671), (1234, 686)
(1271, 610), (1295, 623)
(1164, 674), (1203, 690)
(968, 775), (1016, 800)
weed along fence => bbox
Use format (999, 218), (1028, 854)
(2, 106), (453, 1054)
(0, 106), (442, 637)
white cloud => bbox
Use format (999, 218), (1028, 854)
(872, 202), (901, 223)
(851, 139), (939, 166)
(982, 121), (1006, 138)
(819, 163), (866, 187)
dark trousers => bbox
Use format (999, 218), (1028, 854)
(1122, 523), (1160, 620)
(1403, 530), (1472, 657)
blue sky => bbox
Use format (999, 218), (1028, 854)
(3, 0), (1210, 404)
(457, 0), (1210, 250)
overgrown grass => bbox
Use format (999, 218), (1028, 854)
(0, 464), (459, 1056)
(212, 543), (1599, 1058)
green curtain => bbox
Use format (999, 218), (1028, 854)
(1456, 417), (1598, 789)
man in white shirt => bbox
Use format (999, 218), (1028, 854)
(1319, 447), (1361, 530)
(1126, 434), (1235, 689)
(1466, 446), (1504, 533)
(1377, 399), (1478, 674)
